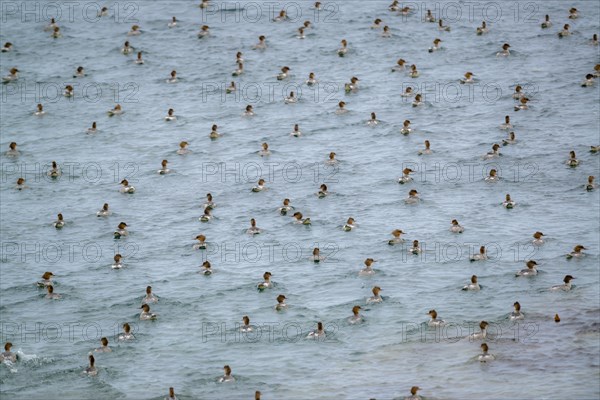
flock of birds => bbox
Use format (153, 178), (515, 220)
(1, 1), (599, 399)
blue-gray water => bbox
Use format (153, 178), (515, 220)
(1, 1), (599, 399)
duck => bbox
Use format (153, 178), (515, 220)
(409, 240), (421, 254)
(343, 217), (356, 231)
(166, 70), (178, 84)
(460, 72), (475, 84)
(199, 207), (212, 222)
(499, 115), (512, 130)
(292, 212), (311, 225)
(119, 179), (135, 193)
(86, 122), (98, 134)
(164, 109), (176, 121)
(541, 14), (552, 29)
(226, 81), (236, 93)
(197, 25), (210, 38)
(418, 140), (432, 155)
(450, 219), (464, 233)
(290, 124), (302, 137)
(135, 52), (144, 64)
(502, 132), (517, 145)
(367, 112), (379, 126)
(532, 231), (545, 246)
(382, 26), (392, 37)
(566, 245), (586, 259)
(63, 85), (74, 97)
(358, 258), (376, 276)
(305, 72), (317, 86)
(297, 27), (305, 39)
(111, 254), (123, 269)
(46, 285), (61, 299)
(514, 97), (529, 111)
(388, 229), (405, 245)
(551, 275), (575, 291)
(114, 222), (128, 239)
(483, 143), (501, 159)
(34, 103), (45, 116)
(405, 189), (419, 204)
(193, 234), (207, 250)
(307, 322), (326, 339)
(284, 91), (297, 104)
(157, 160), (171, 175)
(37, 271), (54, 288)
(427, 310), (445, 327)
(400, 120), (412, 134)
(139, 304), (157, 320)
(84, 355), (97, 376)
(428, 38), (442, 53)
(345, 77), (359, 93)
(242, 104), (255, 117)
(247, 218), (261, 234)
(496, 43), (511, 57)
(516, 260), (538, 276)
(209, 124), (221, 139)
(367, 286), (383, 304)
(412, 94), (423, 107)
(5, 142), (19, 157)
(258, 143), (271, 156)
(337, 39), (348, 56)
(121, 41), (133, 54)
(200, 261), (213, 275)
(485, 169), (499, 182)
(581, 74), (595, 87)
(586, 176), (596, 191)
(567, 150), (579, 167)
(438, 19), (450, 31)
(275, 294), (288, 311)
(568, 7), (578, 19)
(53, 213), (65, 229)
(425, 9), (436, 22)
(73, 66), (86, 78)
(311, 248), (324, 263)
(470, 246), (487, 261)
(398, 168), (413, 184)
(1, 42), (13, 52)
(177, 141), (190, 155)
(404, 386), (422, 400)
(478, 343), (495, 362)
(502, 194), (515, 209)
(47, 161), (61, 178)
(317, 184), (329, 198)
(128, 25), (141, 36)
(513, 85), (524, 99)
(252, 179), (266, 192)
(205, 192), (217, 208)
(107, 104), (123, 116)
(476, 21), (489, 35)
(279, 198), (294, 215)
(392, 59), (407, 72)
(557, 24), (571, 38)
(97, 203), (111, 217)
(336, 101), (348, 114)
(409, 64), (419, 78)
(253, 35), (267, 50)
(276, 66), (290, 81)
(326, 152), (338, 165)
(348, 306), (364, 324)
(51, 26), (61, 38)
(168, 16), (177, 28)
(3, 67), (18, 82)
(241, 316), (253, 333)
(469, 321), (489, 340)
(510, 302), (524, 320)
(462, 275), (480, 291)
(232, 62), (244, 76)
